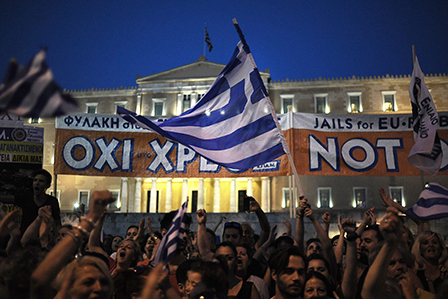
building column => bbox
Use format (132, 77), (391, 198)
(120, 178), (128, 212)
(150, 178), (157, 213)
(230, 178), (237, 212)
(166, 178), (172, 212)
(198, 178), (204, 210)
(261, 177), (269, 211)
(191, 93), (197, 107)
(177, 94), (183, 115)
(136, 92), (142, 115)
(214, 178), (221, 212)
(134, 178), (142, 212)
(182, 179), (189, 202)
(247, 178), (253, 196)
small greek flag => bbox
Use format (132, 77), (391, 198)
(405, 183), (448, 220)
(152, 199), (189, 265)
(0, 49), (77, 117)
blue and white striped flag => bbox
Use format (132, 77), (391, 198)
(405, 183), (448, 219)
(0, 49), (78, 117)
(152, 198), (189, 266)
(408, 56), (442, 176)
(118, 40), (288, 170)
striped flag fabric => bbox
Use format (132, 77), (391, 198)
(118, 39), (288, 170)
(205, 26), (213, 52)
(152, 198), (189, 266)
(0, 49), (78, 117)
(408, 56), (443, 175)
(405, 183), (448, 219)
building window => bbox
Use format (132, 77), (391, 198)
(353, 187), (367, 208)
(389, 186), (405, 206)
(78, 190), (90, 212)
(281, 95), (294, 114)
(86, 103), (98, 114)
(152, 99), (166, 116)
(282, 188), (297, 209)
(183, 94), (191, 112)
(109, 190), (121, 211)
(347, 92), (362, 113)
(29, 118), (41, 124)
(49, 190), (61, 200)
(197, 93), (204, 102)
(382, 91), (397, 112)
(114, 101), (127, 114)
(318, 187), (332, 208)
(314, 94), (329, 114)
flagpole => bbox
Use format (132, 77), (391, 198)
(203, 23), (206, 57)
(232, 18), (304, 199)
(412, 45), (426, 190)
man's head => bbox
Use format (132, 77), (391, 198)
(269, 246), (306, 299)
(241, 223), (255, 247)
(306, 238), (322, 257)
(32, 169), (52, 196)
(359, 225), (383, 262)
(369, 243), (414, 282)
(306, 253), (330, 280)
(222, 222), (243, 246)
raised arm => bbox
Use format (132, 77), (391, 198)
(305, 205), (338, 283)
(361, 207), (401, 299)
(322, 212), (331, 237)
(88, 211), (108, 257)
(294, 197), (308, 251)
(196, 209), (214, 261)
(31, 190), (115, 299)
(333, 215), (345, 265)
(380, 187), (429, 234)
(340, 218), (358, 299)
(249, 197), (270, 249)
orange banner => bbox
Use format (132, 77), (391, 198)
(54, 114), (289, 177)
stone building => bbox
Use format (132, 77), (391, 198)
(31, 55), (448, 233)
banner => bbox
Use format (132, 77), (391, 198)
(279, 112), (448, 176)
(54, 112), (448, 177)
(54, 114), (289, 177)
(0, 125), (44, 195)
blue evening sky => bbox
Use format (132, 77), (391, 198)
(1, 0), (448, 91)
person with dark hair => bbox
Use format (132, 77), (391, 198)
(185, 259), (229, 299)
(236, 244), (269, 299)
(215, 241), (260, 299)
(0, 168), (61, 235)
(302, 271), (334, 299)
(305, 238), (322, 257)
(223, 222), (243, 246)
(269, 245), (306, 299)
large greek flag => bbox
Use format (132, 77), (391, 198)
(408, 56), (443, 175)
(118, 41), (288, 170)
(0, 49), (77, 117)
(152, 199), (189, 265)
(405, 183), (448, 219)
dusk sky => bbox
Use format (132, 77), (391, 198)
(1, 1), (448, 91)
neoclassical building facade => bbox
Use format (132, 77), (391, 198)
(33, 55), (448, 213)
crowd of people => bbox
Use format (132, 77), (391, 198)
(1, 170), (448, 299)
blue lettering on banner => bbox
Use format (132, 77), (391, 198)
(176, 144), (197, 173)
(147, 140), (175, 173)
(252, 160), (281, 172)
(309, 136), (340, 172)
(308, 136), (410, 173)
(199, 156), (221, 173)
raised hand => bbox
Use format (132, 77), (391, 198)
(88, 190), (116, 222)
(341, 218), (357, 236)
(379, 207), (402, 243)
(322, 212), (331, 224)
(196, 209), (207, 225)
